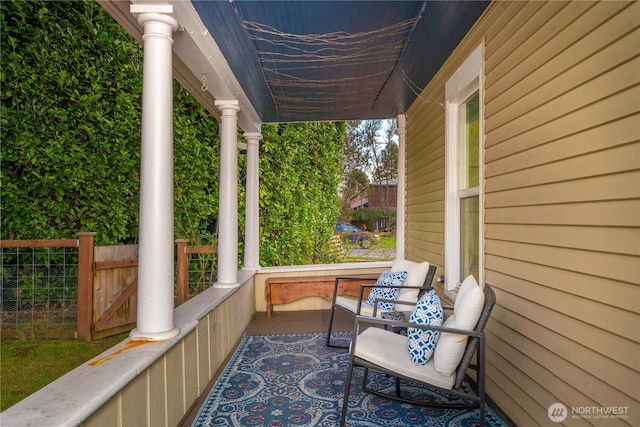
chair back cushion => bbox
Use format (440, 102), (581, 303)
(365, 270), (407, 311)
(407, 289), (443, 364)
(433, 275), (485, 376)
(391, 259), (430, 310)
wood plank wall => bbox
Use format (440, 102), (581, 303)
(406, 1), (639, 425)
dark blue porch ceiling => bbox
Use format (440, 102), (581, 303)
(192, 1), (489, 123)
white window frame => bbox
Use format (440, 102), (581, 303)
(444, 44), (483, 298)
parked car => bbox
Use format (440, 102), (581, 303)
(335, 221), (380, 248)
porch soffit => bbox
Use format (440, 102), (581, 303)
(100, 0), (489, 127)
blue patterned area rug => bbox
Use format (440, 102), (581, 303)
(192, 332), (508, 426)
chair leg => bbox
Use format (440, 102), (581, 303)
(340, 359), (356, 426)
(365, 369), (401, 398)
(477, 336), (486, 427)
(362, 367), (369, 389)
(326, 305), (349, 348)
(326, 304), (336, 346)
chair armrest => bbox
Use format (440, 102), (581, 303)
(358, 284), (431, 298)
(330, 275), (378, 305)
(334, 275), (379, 281)
(370, 298), (416, 317)
(357, 284), (432, 311)
(353, 314), (484, 339)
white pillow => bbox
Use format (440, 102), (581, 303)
(432, 316), (463, 376)
(433, 275), (484, 376)
(391, 259), (430, 310)
(454, 275), (484, 329)
(454, 275), (479, 313)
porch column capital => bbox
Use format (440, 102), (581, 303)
(396, 114), (406, 136)
(243, 132), (262, 145)
(215, 100), (240, 116)
(131, 5), (178, 36)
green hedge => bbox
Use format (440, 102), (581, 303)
(260, 122), (345, 265)
(1, 0), (343, 266)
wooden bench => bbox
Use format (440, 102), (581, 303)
(265, 275), (379, 317)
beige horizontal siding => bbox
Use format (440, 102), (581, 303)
(406, 0), (640, 425)
(486, 114), (639, 176)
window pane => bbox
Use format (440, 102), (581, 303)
(459, 91), (480, 190)
(460, 195), (479, 281)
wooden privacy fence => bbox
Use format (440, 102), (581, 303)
(1, 234), (217, 341)
(91, 241), (138, 340)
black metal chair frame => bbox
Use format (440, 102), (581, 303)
(325, 265), (437, 348)
(339, 284), (496, 427)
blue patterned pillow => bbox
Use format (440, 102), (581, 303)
(365, 270), (407, 311)
(407, 289), (443, 365)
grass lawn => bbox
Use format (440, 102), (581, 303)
(1, 333), (129, 411)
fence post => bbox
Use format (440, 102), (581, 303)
(77, 232), (96, 341)
(176, 239), (189, 306)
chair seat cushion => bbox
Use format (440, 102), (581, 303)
(335, 295), (379, 317)
(354, 327), (455, 390)
(365, 270), (407, 311)
(407, 289), (443, 364)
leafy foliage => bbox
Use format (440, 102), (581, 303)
(1, 1), (143, 244)
(172, 84), (221, 246)
(1, 1), (217, 246)
(1, 0), (344, 266)
(351, 206), (396, 225)
(259, 122), (345, 265)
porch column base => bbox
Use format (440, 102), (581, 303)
(214, 281), (240, 289)
(129, 327), (179, 341)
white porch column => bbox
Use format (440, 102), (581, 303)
(396, 114), (407, 260)
(243, 132), (262, 270)
(215, 100), (240, 287)
(130, 6), (179, 340)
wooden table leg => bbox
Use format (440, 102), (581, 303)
(265, 283), (272, 317)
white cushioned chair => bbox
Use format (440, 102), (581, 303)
(339, 281), (496, 427)
(325, 260), (437, 348)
